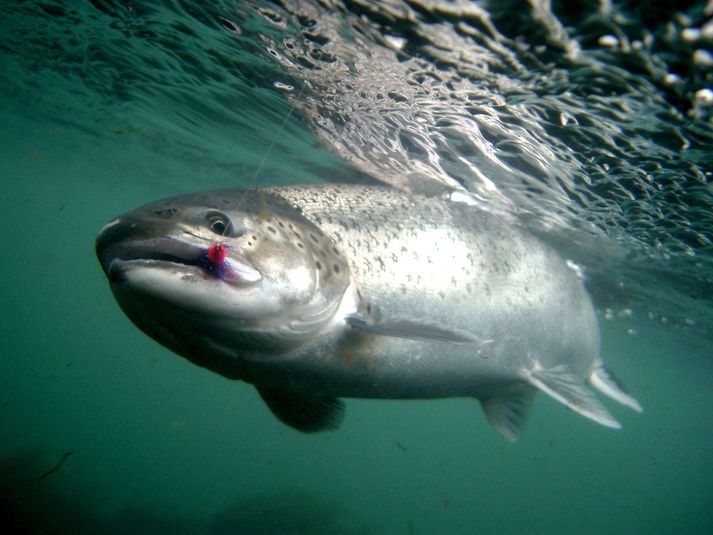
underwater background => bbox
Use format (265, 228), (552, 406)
(1, 1), (712, 533)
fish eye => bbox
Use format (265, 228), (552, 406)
(206, 211), (233, 236)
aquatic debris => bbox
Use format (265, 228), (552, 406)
(37, 451), (73, 481)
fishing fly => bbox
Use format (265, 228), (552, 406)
(207, 243), (227, 265)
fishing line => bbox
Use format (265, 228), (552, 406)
(218, 81), (305, 243)
(251, 82), (305, 186)
(209, 84), (304, 275)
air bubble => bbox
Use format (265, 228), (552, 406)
(664, 73), (682, 86)
(598, 35), (618, 48)
(274, 81), (294, 91)
(694, 88), (713, 105)
(702, 20), (713, 39)
(681, 28), (701, 42)
(559, 111), (577, 126)
(693, 50), (713, 68)
(384, 35), (406, 51)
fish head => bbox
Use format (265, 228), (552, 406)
(95, 189), (351, 375)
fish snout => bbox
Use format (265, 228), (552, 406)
(96, 217), (163, 282)
(96, 218), (135, 275)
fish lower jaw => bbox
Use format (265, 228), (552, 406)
(107, 257), (205, 285)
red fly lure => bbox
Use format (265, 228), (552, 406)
(207, 243), (227, 265)
(201, 243), (229, 280)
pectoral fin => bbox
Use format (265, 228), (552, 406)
(480, 383), (537, 442)
(346, 314), (478, 343)
(524, 364), (621, 429)
(256, 387), (345, 433)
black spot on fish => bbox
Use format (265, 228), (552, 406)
(315, 260), (322, 270)
(267, 226), (277, 234)
(333, 264), (340, 274)
(309, 233), (319, 243)
(154, 208), (177, 218)
(297, 242), (304, 249)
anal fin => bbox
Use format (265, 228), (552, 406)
(589, 361), (643, 413)
(525, 365), (621, 429)
(256, 387), (345, 433)
(481, 383), (537, 442)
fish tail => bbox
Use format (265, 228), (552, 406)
(588, 360), (643, 413)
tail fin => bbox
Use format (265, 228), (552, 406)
(524, 365), (621, 429)
(588, 361), (643, 413)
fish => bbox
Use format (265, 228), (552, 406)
(95, 184), (642, 441)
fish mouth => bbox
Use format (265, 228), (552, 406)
(98, 236), (206, 284)
(96, 219), (262, 285)
(95, 218), (211, 282)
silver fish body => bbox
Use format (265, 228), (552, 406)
(96, 184), (641, 440)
